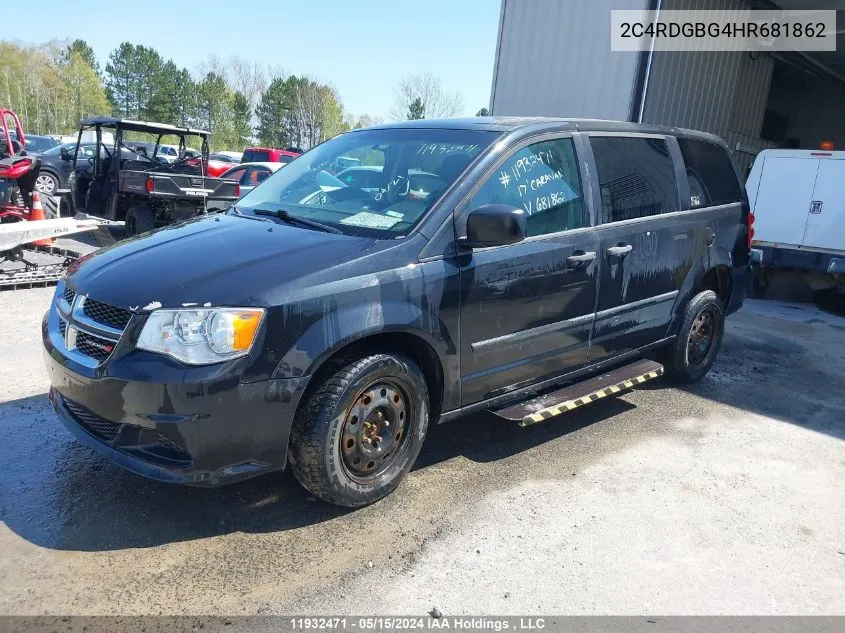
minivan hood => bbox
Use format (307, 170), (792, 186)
(67, 214), (375, 308)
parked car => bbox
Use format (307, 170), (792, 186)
(219, 162), (283, 196)
(746, 148), (845, 296)
(43, 118), (750, 507)
(209, 151), (242, 164)
(21, 134), (61, 154)
(241, 147), (300, 164)
(34, 142), (97, 195)
(154, 144), (200, 164)
(207, 152), (243, 177)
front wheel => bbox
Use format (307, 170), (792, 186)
(289, 353), (430, 507)
(34, 172), (58, 196)
(661, 290), (725, 383)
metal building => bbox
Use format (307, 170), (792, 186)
(489, 0), (845, 172)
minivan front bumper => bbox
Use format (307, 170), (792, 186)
(43, 309), (308, 487)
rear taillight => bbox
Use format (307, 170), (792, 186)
(145, 178), (154, 193)
(747, 210), (755, 250)
(234, 183), (240, 197)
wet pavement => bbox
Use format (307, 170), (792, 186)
(0, 290), (843, 615)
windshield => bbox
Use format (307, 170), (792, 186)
(42, 143), (74, 156)
(25, 136), (59, 153)
(233, 128), (498, 237)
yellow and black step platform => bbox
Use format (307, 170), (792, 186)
(491, 358), (664, 427)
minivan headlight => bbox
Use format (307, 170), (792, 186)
(137, 308), (264, 365)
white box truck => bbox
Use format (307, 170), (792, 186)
(746, 149), (845, 296)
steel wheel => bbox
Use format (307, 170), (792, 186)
(340, 381), (410, 481)
(686, 306), (717, 367)
(35, 174), (56, 195)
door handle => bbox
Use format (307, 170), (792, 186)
(566, 251), (596, 266)
(606, 244), (633, 256)
(810, 201), (823, 214)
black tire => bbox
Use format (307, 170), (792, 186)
(125, 205), (155, 236)
(42, 193), (59, 219)
(660, 290), (725, 383)
(289, 353), (430, 507)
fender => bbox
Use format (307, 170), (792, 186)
(666, 244), (734, 337)
(271, 299), (457, 403)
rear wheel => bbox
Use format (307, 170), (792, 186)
(125, 205), (155, 236)
(661, 290), (724, 383)
(289, 353), (430, 507)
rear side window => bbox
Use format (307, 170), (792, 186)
(591, 136), (678, 223)
(340, 169), (382, 188)
(248, 167), (271, 185)
(224, 167), (246, 182)
(243, 150), (271, 163)
(677, 137), (743, 208)
(468, 138), (585, 237)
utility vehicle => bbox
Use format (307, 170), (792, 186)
(64, 117), (239, 236)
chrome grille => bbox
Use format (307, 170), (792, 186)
(64, 399), (121, 443)
(53, 282), (131, 366)
(82, 299), (133, 330)
(75, 331), (116, 362)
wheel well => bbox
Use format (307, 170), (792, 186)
(300, 332), (445, 422)
(697, 265), (732, 306)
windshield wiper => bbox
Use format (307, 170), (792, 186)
(253, 208), (342, 234)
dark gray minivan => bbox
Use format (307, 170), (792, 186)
(44, 117), (751, 506)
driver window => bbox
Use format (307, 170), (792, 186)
(468, 138), (585, 237)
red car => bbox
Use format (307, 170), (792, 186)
(205, 158), (231, 177)
(241, 147), (301, 164)
(183, 154), (231, 178)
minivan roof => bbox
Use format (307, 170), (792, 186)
(365, 116), (726, 145)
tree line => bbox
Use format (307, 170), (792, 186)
(1, 39), (477, 152)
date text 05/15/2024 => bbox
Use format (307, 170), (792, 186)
(289, 617), (547, 630)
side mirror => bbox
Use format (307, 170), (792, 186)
(460, 204), (526, 248)
(60, 147), (72, 161)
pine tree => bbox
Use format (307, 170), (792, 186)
(408, 97), (425, 120)
(231, 91), (252, 148)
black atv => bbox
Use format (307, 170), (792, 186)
(63, 117), (239, 236)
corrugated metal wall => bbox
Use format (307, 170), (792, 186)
(490, 0), (779, 172)
(490, 0), (647, 120)
(640, 0), (775, 172)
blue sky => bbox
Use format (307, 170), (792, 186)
(15, 0), (502, 120)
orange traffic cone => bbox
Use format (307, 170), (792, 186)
(30, 192), (54, 246)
